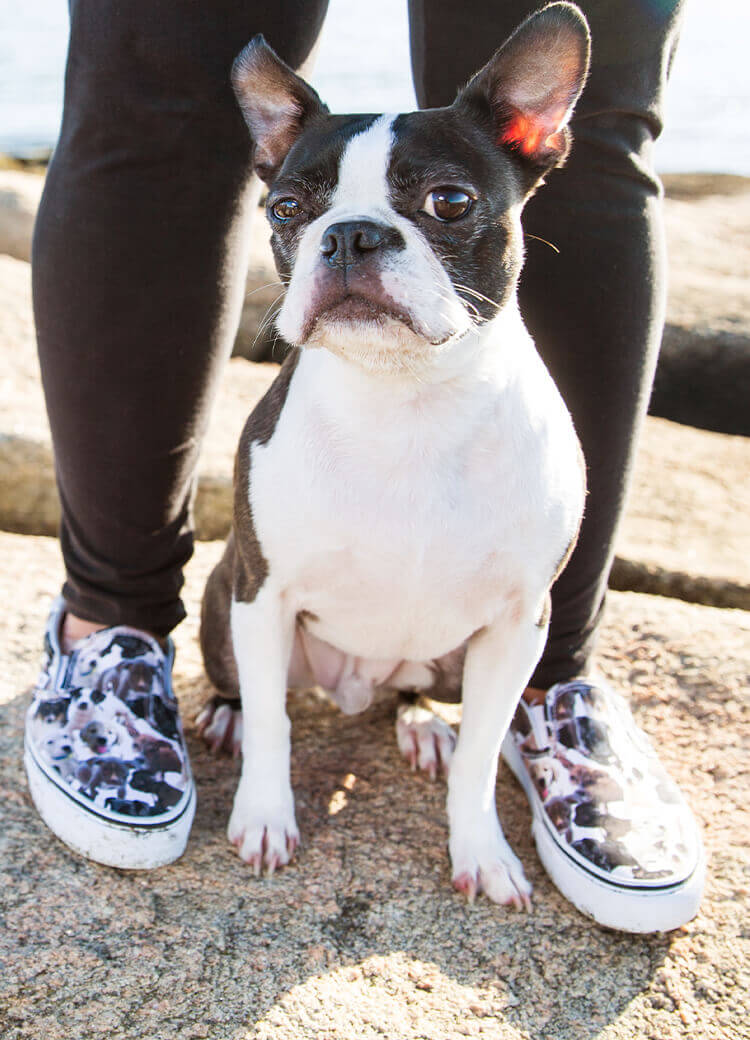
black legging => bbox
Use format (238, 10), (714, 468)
(33, 0), (685, 688)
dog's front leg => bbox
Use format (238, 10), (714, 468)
(448, 611), (548, 907)
(228, 584), (299, 874)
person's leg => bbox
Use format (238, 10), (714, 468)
(408, 0), (684, 686)
(27, 0), (328, 867)
(33, 0), (328, 641)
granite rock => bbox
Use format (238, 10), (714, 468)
(609, 417), (750, 610)
(0, 171), (43, 263)
(651, 174), (750, 436)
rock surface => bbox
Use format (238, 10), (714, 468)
(608, 418), (750, 610)
(651, 174), (750, 436)
(1, 532), (748, 1040)
(660, 174), (750, 339)
(0, 171), (43, 263)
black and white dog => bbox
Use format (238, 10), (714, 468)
(199, 2), (589, 907)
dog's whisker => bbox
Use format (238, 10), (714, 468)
(451, 295), (484, 326)
(258, 288), (286, 319)
(459, 296), (482, 317)
(524, 233), (560, 254)
(254, 313), (283, 352)
(453, 283), (503, 310)
(257, 298), (284, 331)
(245, 280), (286, 299)
(269, 329), (290, 360)
(251, 292), (286, 352)
(254, 308), (282, 346)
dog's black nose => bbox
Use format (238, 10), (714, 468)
(320, 220), (404, 268)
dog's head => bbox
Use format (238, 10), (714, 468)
(79, 720), (115, 755)
(232, 3), (589, 375)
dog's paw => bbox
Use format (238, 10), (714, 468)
(450, 822), (532, 909)
(228, 785), (299, 875)
(396, 702), (456, 780)
(195, 697), (242, 756)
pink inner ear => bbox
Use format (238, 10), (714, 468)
(499, 105), (568, 158)
(500, 113), (542, 156)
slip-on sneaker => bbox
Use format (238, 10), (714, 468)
(24, 597), (195, 869)
(502, 678), (705, 932)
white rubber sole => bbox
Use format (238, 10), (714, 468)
(502, 735), (705, 933)
(25, 743), (196, 870)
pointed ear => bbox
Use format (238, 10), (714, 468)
(455, 3), (590, 182)
(232, 36), (328, 183)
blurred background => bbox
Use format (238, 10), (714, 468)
(0, 0), (748, 174)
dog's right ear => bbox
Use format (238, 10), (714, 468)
(455, 3), (590, 189)
(232, 37), (328, 184)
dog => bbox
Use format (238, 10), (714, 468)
(198, 2), (589, 906)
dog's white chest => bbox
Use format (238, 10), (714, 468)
(246, 339), (580, 661)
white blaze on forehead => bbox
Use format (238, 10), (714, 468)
(329, 114), (396, 218)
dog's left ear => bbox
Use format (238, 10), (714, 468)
(456, 2), (590, 186)
(232, 36), (328, 184)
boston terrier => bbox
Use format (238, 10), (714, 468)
(198, 2), (589, 907)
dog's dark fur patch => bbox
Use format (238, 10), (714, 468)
(200, 349), (301, 695)
(389, 108), (524, 323)
(423, 644), (468, 704)
(233, 347), (301, 601)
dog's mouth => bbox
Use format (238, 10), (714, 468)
(311, 291), (414, 334)
(297, 264), (423, 345)
(316, 291), (409, 326)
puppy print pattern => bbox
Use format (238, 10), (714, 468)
(507, 680), (699, 886)
(28, 619), (190, 821)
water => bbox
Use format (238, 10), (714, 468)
(0, 0), (67, 156)
(0, 0), (748, 175)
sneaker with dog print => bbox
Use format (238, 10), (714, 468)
(502, 678), (705, 932)
(24, 597), (195, 868)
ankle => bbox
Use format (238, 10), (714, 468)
(60, 611), (169, 653)
(522, 685), (548, 706)
(61, 613), (108, 653)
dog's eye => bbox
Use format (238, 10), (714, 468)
(421, 188), (473, 221)
(271, 198), (302, 222)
